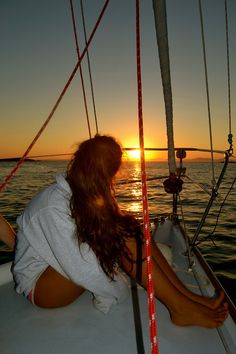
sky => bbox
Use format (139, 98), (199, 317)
(1, 0), (236, 161)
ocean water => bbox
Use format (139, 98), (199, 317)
(0, 160), (235, 304)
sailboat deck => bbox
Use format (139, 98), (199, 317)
(1, 220), (236, 354)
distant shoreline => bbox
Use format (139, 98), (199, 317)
(0, 158), (35, 162)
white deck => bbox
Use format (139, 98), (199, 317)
(1, 220), (236, 354)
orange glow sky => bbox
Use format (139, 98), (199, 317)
(1, 1), (236, 161)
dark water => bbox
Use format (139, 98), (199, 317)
(0, 160), (235, 304)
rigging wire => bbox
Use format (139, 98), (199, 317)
(190, 0), (234, 247)
(0, 0), (110, 194)
(224, 0), (233, 152)
(69, 0), (92, 138)
(225, 0), (231, 136)
(178, 187), (218, 249)
(184, 175), (212, 196)
(177, 194), (195, 268)
(136, 1), (158, 353)
(0, 146), (229, 161)
(118, 175), (169, 185)
(198, 0), (215, 185)
(80, 0), (99, 134)
(206, 175), (236, 241)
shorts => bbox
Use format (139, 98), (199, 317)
(27, 289), (35, 305)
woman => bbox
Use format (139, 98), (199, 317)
(0, 135), (228, 327)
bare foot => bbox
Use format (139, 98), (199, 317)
(170, 297), (228, 328)
(189, 290), (225, 310)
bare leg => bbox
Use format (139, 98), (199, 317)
(0, 214), (227, 318)
(0, 215), (84, 308)
(0, 215), (16, 250)
(151, 238), (225, 309)
(122, 238), (228, 328)
(34, 266), (85, 308)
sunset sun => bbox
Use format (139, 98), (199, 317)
(126, 148), (141, 160)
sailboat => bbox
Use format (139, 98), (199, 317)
(1, 1), (236, 353)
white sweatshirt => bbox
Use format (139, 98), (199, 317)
(13, 174), (129, 313)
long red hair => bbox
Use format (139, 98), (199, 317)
(66, 135), (142, 279)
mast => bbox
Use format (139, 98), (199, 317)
(152, 0), (176, 175)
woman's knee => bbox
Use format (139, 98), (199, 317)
(34, 266), (85, 308)
(0, 215), (16, 250)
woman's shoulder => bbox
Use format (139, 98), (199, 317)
(20, 175), (71, 219)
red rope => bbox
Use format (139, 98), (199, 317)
(0, 0), (110, 193)
(136, 1), (159, 353)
